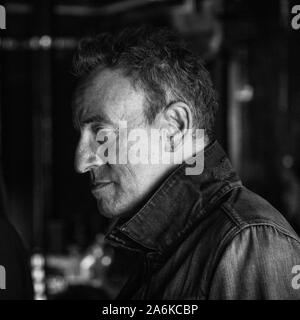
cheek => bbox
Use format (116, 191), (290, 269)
(113, 164), (140, 189)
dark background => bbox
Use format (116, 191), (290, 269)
(1, 0), (300, 298)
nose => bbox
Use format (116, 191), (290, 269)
(75, 129), (104, 174)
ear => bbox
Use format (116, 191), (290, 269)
(161, 101), (193, 152)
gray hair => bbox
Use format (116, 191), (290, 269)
(72, 26), (219, 139)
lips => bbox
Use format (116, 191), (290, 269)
(91, 182), (113, 193)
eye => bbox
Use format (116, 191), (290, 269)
(91, 124), (104, 135)
(95, 128), (113, 145)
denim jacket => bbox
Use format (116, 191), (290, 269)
(105, 140), (300, 299)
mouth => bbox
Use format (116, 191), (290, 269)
(91, 182), (113, 194)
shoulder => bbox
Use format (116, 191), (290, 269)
(192, 185), (300, 267)
(201, 187), (300, 298)
(212, 185), (300, 273)
(207, 223), (300, 299)
(220, 186), (299, 239)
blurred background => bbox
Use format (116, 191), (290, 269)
(1, 0), (300, 299)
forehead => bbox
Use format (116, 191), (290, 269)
(73, 68), (146, 128)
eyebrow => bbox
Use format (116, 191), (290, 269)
(73, 109), (112, 131)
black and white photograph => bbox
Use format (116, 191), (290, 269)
(1, 0), (300, 306)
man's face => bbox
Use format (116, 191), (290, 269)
(74, 68), (169, 218)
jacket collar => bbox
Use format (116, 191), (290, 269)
(105, 140), (242, 256)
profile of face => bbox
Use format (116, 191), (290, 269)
(74, 68), (194, 218)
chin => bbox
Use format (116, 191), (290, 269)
(96, 199), (126, 218)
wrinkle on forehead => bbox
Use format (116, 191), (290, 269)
(73, 68), (147, 129)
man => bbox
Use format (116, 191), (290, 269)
(72, 27), (300, 299)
